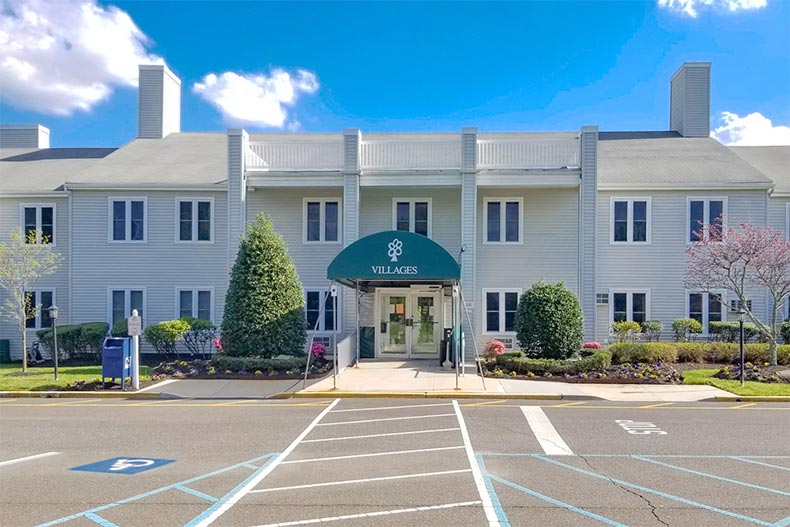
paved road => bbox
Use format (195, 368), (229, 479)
(1, 398), (788, 526)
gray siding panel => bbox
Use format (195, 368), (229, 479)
(580, 127), (597, 341)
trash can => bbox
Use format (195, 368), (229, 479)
(102, 337), (131, 389)
(439, 328), (454, 368)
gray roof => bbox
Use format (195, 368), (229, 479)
(598, 135), (774, 189)
(729, 146), (790, 194)
(0, 148), (114, 193)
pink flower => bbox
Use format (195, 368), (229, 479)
(583, 342), (602, 349)
(311, 342), (326, 359)
(213, 338), (223, 352)
(484, 339), (506, 359)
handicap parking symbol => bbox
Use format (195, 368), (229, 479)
(71, 457), (174, 475)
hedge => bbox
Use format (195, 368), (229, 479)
(607, 342), (790, 366)
(493, 351), (612, 376)
(210, 354), (307, 373)
(609, 342), (677, 364)
(36, 322), (109, 362)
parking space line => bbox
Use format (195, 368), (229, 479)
(247, 500), (483, 527)
(533, 454), (774, 526)
(453, 400), (503, 527)
(301, 427), (461, 443)
(330, 402), (453, 413)
(316, 413), (455, 426)
(43, 399), (104, 406)
(547, 401), (588, 408)
(250, 468), (473, 493)
(731, 457), (790, 471)
(281, 445), (465, 464)
(639, 402), (674, 408)
(521, 406), (574, 456)
(461, 400), (507, 407)
(186, 399), (339, 527)
(731, 402), (758, 409)
(488, 474), (628, 527)
(774, 515), (790, 527)
(0, 451), (60, 468)
(476, 454), (511, 527)
(633, 456), (790, 496)
(84, 512), (119, 526)
(175, 485), (218, 503)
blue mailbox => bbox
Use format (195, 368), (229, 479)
(102, 337), (131, 389)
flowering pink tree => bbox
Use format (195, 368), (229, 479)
(685, 220), (790, 365)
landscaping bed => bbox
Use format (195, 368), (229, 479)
(150, 356), (332, 382)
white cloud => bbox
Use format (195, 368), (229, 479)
(0, 0), (161, 115)
(193, 69), (319, 129)
(711, 111), (790, 146)
(657, 0), (767, 17)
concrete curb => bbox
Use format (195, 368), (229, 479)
(271, 391), (602, 400)
(0, 391), (161, 399)
(711, 395), (790, 402)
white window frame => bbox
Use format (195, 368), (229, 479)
(175, 198), (215, 244)
(303, 198), (342, 244)
(686, 196), (728, 244)
(19, 203), (57, 246)
(108, 197), (148, 243)
(304, 289), (341, 333)
(24, 289), (56, 330)
(686, 290), (726, 336)
(483, 198), (524, 244)
(107, 287), (147, 326)
(175, 288), (215, 322)
(391, 198), (432, 237)
(482, 288), (522, 335)
(609, 289), (651, 328)
(610, 197), (651, 245)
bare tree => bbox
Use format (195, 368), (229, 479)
(0, 230), (63, 372)
(685, 220), (790, 365)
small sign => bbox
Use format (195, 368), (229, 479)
(71, 457), (174, 475)
(464, 301), (474, 311)
(127, 316), (142, 336)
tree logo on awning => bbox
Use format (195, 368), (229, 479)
(388, 238), (403, 262)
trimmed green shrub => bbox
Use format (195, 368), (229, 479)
(494, 351), (611, 376)
(515, 281), (583, 360)
(180, 318), (218, 357)
(675, 343), (706, 363)
(672, 318), (702, 342)
(609, 342), (677, 364)
(211, 353), (307, 373)
(612, 321), (642, 343)
(706, 342), (738, 363)
(36, 322), (110, 363)
(781, 320), (790, 345)
(221, 214), (306, 358)
(709, 321), (760, 343)
(641, 321), (663, 342)
(144, 319), (190, 358)
(111, 318), (128, 337)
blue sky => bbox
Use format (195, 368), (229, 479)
(1, 0), (788, 147)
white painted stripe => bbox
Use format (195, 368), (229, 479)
(0, 451), (60, 467)
(521, 406), (574, 456)
(136, 378), (178, 393)
(330, 402), (454, 413)
(281, 445), (465, 464)
(317, 413), (456, 426)
(192, 398), (340, 527)
(250, 468), (472, 493)
(301, 427), (461, 443)
(248, 500), (483, 527)
(453, 400), (502, 527)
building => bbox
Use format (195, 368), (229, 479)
(1, 62), (788, 362)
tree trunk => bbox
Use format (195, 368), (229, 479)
(768, 339), (778, 366)
(21, 317), (28, 373)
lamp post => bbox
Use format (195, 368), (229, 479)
(48, 305), (59, 381)
(738, 307), (746, 387)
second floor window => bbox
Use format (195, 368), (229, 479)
(111, 199), (146, 242)
(305, 199), (340, 243)
(612, 199), (650, 243)
(689, 198), (726, 242)
(22, 205), (55, 244)
(178, 199), (212, 242)
(485, 199), (522, 243)
(393, 199), (431, 237)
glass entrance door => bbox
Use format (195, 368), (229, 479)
(379, 290), (441, 358)
(411, 294), (440, 355)
(381, 294), (408, 355)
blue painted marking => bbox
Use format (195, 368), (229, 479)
(70, 457), (174, 475)
(175, 485), (218, 503)
(475, 454), (511, 527)
(488, 474), (628, 527)
(241, 463), (259, 470)
(732, 457), (790, 472)
(774, 515), (790, 527)
(532, 455), (774, 526)
(34, 453), (277, 527)
(184, 454), (280, 527)
(633, 456), (790, 497)
(84, 513), (119, 527)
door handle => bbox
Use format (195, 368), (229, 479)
(380, 322), (387, 333)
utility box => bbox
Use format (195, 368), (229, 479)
(102, 337), (131, 389)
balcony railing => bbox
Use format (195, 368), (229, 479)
(478, 138), (579, 169)
(360, 139), (461, 170)
(247, 139), (344, 171)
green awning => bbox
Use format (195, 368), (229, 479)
(327, 231), (460, 286)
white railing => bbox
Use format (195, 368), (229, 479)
(247, 140), (344, 171)
(360, 140), (461, 170)
(478, 138), (579, 169)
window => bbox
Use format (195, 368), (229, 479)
(688, 292), (723, 334)
(484, 199), (522, 243)
(392, 199), (431, 237)
(110, 289), (144, 326)
(610, 290), (649, 326)
(21, 204), (55, 245)
(483, 289), (521, 334)
(611, 198), (650, 243)
(24, 290), (54, 329)
(596, 293), (610, 305)
(305, 290), (337, 332)
(177, 199), (213, 242)
(110, 198), (146, 242)
(304, 199), (341, 243)
(688, 198), (726, 242)
(177, 289), (213, 321)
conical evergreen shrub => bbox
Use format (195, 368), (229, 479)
(221, 214), (306, 357)
(515, 281), (583, 360)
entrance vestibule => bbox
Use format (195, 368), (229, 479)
(376, 287), (443, 358)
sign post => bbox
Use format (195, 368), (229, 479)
(127, 310), (142, 390)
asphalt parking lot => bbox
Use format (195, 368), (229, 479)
(1, 398), (788, 526)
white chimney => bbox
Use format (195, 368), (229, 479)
(138, 64), (181, 139)
(670, 62), (711, 138)
(0, 125), (50, 148)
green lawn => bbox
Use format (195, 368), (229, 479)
(0, 363), (151, 391)
(682, 369), (790, 396)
